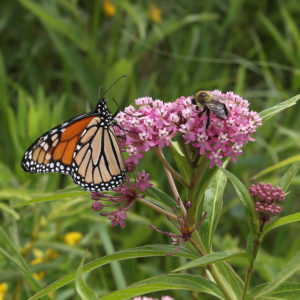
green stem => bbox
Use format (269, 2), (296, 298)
(241, 221), (265, 299)
(153, 147), (190, 188)
(137, 197), (177, 221)
(209, 264), (237, 300)
(187, 156), (208, 225)
(190, 156), (208, 189)
(153, 147), (186, 213)
(190, 237), (238, 300)
(153, 143), (236, 299)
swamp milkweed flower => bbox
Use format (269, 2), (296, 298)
(149, 200), (207, 256)
(91, 170), (153, 228)
(132, 296), (174, 300)
(250, 182), (285, 221)
(114, 90), (262, 169)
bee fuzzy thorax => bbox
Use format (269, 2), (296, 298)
(192, 91), (213, 104)
(191, 90), (228, 128)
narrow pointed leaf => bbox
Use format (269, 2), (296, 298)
(251, 155), (300, 180)
(29, 245), (197, 300)
(14, 191), (88, 207)
(173, 251), (249, 272)
(145, 187), (177, 210)
(259, 94), (300, 121)
(249, 282), (300, 299)
(101, 274), (223, 300)
(200, 168), (227, 251)
(218, 167), (257, 234)
(260, 212), (300, 240)
(277, 162), (300, 192)
(254, 250), (300, 297)
(75, 257), (98, 300)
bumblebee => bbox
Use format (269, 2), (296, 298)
(191, 91), (228, 129)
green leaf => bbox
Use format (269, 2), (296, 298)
(46, 28), (98, 100)
(28, 245), (197, 300)
(258, 13), (295, 64)
(259, 94), (300, 121)
(119, 2), (147, 39)
(200, 168), (227, 251)
(0, 228), (47, 296)
(97, 225), (126, 290)
(170, 141), (192, 183)
(75, 257), (98, 300)
(101, 274), (223, 300)
(193, 162), (219, 220)
(253, 250), (300, 297)
(211, 263), (244, 300)
(19, 0), (91, 52)
(0, 203), (20, 220)
(103, 59), (133, 104)
(144, 186), (177, 211)
(13, 191), (88, 207)
(173, 251), (249, 272)
(132, 13), (218, 59)
(278, 162), (300, 192)
(249, 282), (300, 299)
(218, 167), (257, 234)
(251, 155), (300, 180)
(260, 212), (300, 240)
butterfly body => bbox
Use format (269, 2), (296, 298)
(22, 98), (126, 191)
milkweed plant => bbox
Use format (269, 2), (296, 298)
(26, 91), (300, 300)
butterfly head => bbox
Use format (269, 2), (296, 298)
(96, 98), (113, 121)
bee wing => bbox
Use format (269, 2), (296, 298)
(206, 100), (228, 119)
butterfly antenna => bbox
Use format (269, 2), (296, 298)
(97, 85), (102, 99)
(102, 75), (128, 98)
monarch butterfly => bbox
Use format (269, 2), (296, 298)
(191, 91), (228, 129)
(21, 93), (126, 192)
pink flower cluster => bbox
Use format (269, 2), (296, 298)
(115, 91), (262, 168)
(249, 182), (285, 220)
(132, 297), (173, 300)
(91, 170), (152, 228)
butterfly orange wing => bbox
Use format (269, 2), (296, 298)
(22, 114), (126, 191)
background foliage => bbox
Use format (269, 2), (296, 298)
(0, 0), (299, 299)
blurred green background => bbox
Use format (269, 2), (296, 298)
(0, 0), (299, 299)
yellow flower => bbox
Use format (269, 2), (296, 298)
(0, 283), (8, 300)
(64, 232), (82, 246)
(103, 0), (116, 17)
(49, 291), (55, 299)
(33, 271), (46, 281)
(46, 248), (59, 261)
(30, 248), (44, 266)
(30, 257), (43, 266)
(149, 5), (162, 23)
